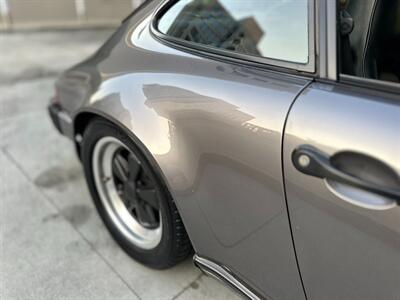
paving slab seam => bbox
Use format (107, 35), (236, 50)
(1, 146), (143, 300)
(170, 272), (204, 300)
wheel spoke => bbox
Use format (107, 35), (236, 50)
(127, 154), (141, 182)
(135, 201), (154, 227)
(111, 146), (159, 229)
(136, 187), (159, 210)
(144, 205), (158, 227)
(126, 197), (137, 212)
(116, 184), (125, 200)
(113, 153), (129, 182)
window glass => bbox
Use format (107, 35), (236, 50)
(340, 0), (400, 84)
(157, 0), (309, 64)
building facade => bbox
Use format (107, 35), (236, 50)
(0, 0), (144, 30)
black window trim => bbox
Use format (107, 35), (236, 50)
(150, 0), (316, 75)
(339, 74), (400, 95)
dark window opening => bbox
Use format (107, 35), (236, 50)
(340, 0), (400, 84)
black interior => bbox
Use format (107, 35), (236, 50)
(340, 0), (400, 83)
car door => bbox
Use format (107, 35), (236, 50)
(283, 1), (400, 299)
(151, 0), (314, 298)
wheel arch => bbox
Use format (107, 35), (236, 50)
(75, 108), (194, 266)
(73, 108), (176, 209)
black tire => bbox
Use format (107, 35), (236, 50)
(81, 118), (192, 269)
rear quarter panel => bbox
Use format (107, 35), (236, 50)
(61, 2), (311, 298)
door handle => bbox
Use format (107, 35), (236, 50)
(292, 145), (400, 205)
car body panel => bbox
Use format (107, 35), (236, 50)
(55, 1), (310, 298)
(49, 0), (400, 299)
(283, 82), (400, 300)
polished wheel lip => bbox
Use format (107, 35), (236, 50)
(92, 136), (162, 250)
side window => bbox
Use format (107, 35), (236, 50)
(340, 0), (400, 83)
(156, 0), (309, 64)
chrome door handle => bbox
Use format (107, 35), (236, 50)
(292, 145), (400, 204)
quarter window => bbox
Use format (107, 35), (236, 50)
(157, 0), (309, 64)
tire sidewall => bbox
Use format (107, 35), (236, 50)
(81, 119), (176, 268)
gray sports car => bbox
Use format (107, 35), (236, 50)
(48, 0), (400, 299)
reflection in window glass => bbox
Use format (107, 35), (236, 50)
(158, 0), (309, 64)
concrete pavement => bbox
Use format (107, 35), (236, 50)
(0, 30), (240, 300)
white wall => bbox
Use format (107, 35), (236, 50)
(0, 0), (145, 30)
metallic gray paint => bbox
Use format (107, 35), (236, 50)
(56, 1), (310, 298)
(284, 82), (400, 300)
(50, 1), (400, 299)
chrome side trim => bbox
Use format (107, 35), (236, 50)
(58, 109), (75, 139)
(326, 0), (337, 80)
(193, 255), (262, 300)
(317, 0), (327, 79)
(58, 110), (73, 125)
(317, 0), (337, 80)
